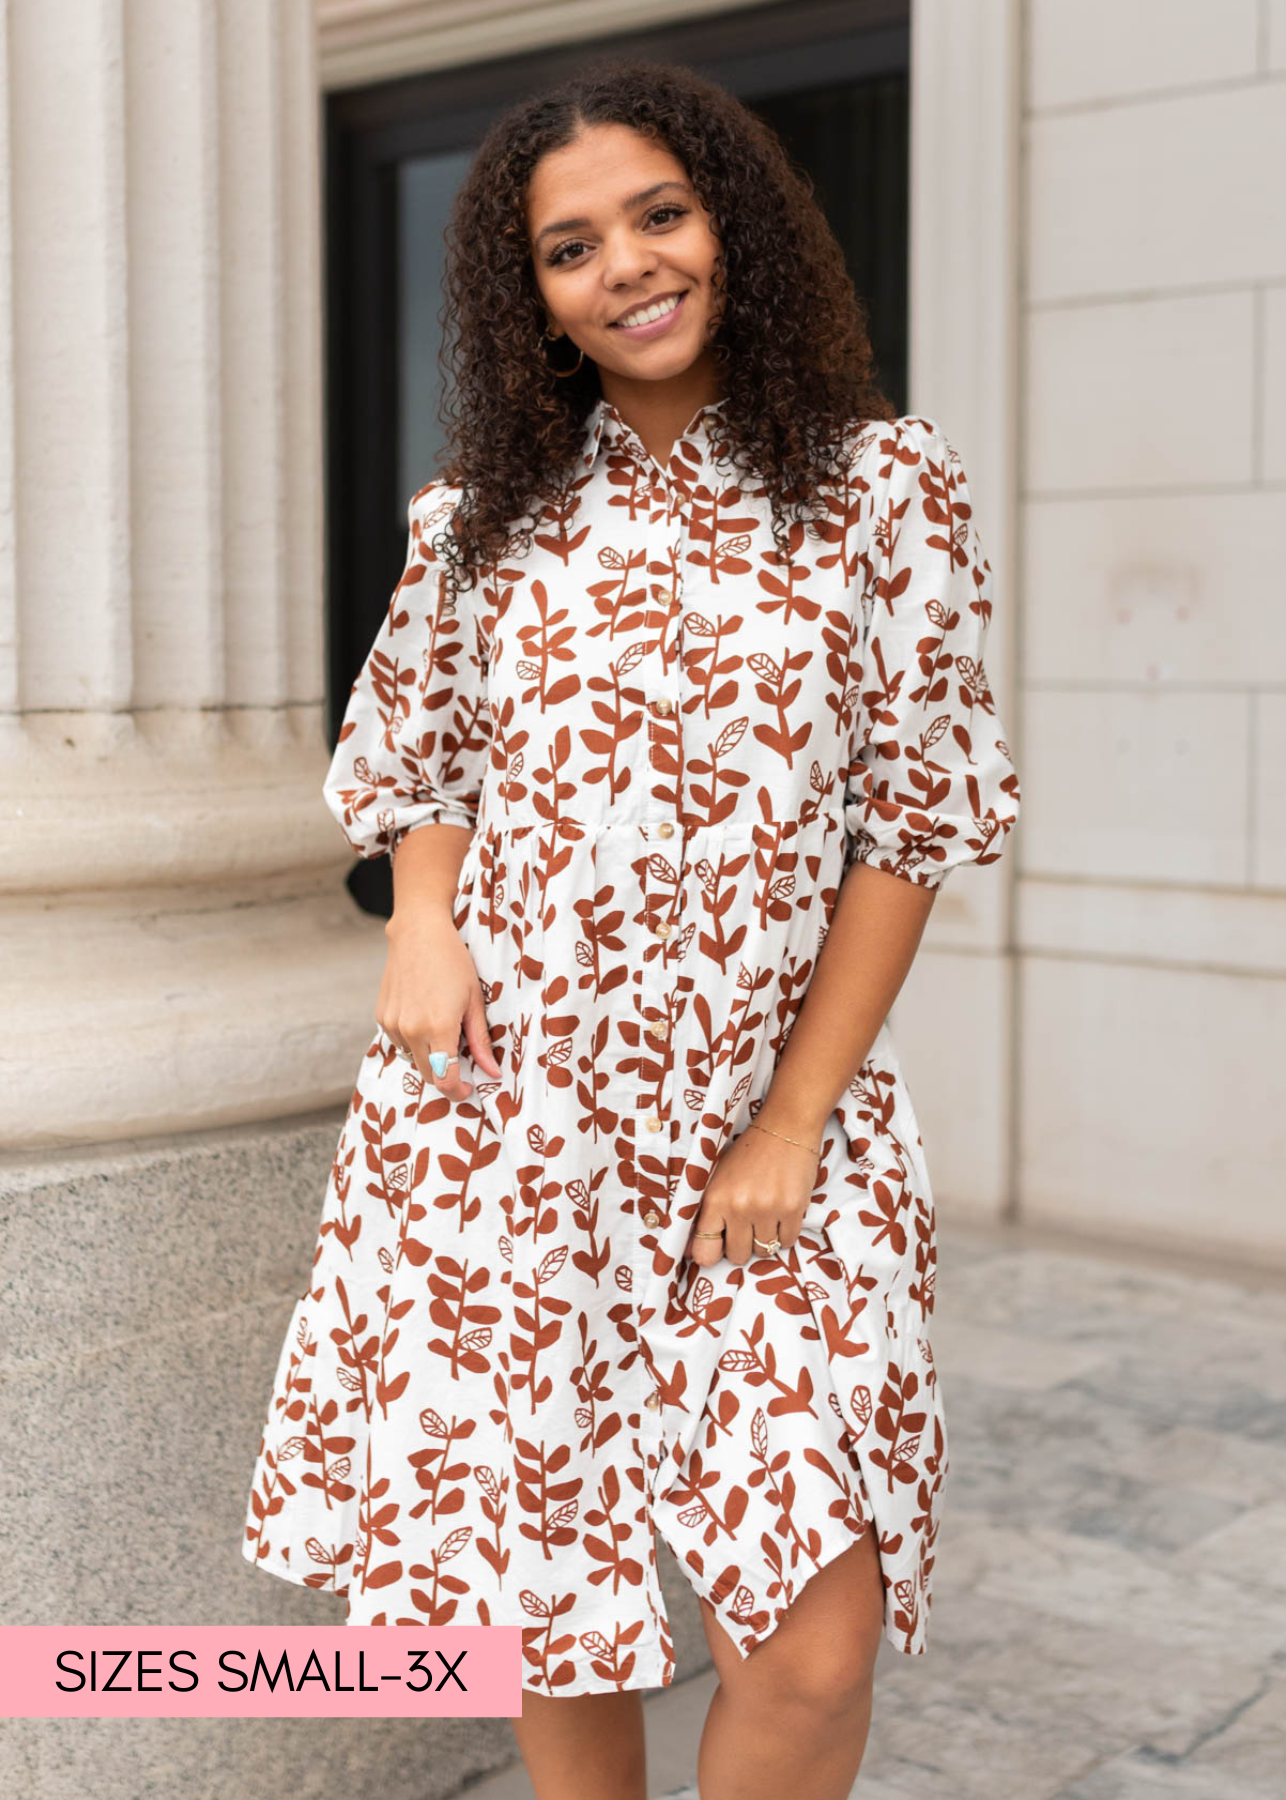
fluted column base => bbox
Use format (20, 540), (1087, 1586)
(0, 709), (386, 1149)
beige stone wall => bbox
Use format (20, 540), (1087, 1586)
(1013, 0), (1286, 1261)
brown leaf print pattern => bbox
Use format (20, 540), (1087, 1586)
(241, 400), (1022, 1694)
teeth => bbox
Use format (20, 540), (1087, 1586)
(616, 293), (682, 329)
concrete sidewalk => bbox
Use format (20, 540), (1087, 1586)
(455, 1215), (1286, 1799)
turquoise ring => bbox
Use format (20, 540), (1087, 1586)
(428, 1051), (458, 1079)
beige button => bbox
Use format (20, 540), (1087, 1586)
(644, 1392), (661, 1411)
(642, 1210), (662, 1228)
(653, 697), (673, 715)
(656, 821), (675, 838)
(647, 1020), (669, 1041)
(653, 920), (671, 940)
(644, 1115), (664, 1132)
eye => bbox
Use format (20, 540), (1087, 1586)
(545, 203), (689, 267)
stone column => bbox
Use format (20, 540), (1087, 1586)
(0, 0), (384, 1150)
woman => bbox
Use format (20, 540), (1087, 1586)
(242, 56), (1021, 1800)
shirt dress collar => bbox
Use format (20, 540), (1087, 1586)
(579, 393), (731, 477)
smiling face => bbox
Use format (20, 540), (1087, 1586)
(526, 121), (725, 406)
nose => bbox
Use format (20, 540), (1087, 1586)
(599, 227), (657, 298)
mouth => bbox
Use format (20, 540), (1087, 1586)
(608, 289), (688, 338)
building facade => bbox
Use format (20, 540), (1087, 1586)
(2, 1), (1282, 1793)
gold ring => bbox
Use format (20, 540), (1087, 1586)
(752, 1234), (783, 1255)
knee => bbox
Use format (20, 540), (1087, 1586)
(767, 1644), (874, 1722)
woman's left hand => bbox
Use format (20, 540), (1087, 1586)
(686, 1120), (822, 1266)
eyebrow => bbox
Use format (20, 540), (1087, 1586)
(533, 180), (692, 247)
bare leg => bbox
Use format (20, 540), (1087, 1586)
(509, 1688), (647, 1800)
(696, 1522), (885, 1800)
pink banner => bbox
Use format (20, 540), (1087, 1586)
(0, 1626), (522, 1718)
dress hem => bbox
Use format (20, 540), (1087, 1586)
(652, 1501), (930, 1669)
(242, 1501), (929, 1712)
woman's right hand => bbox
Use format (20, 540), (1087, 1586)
(376, 907), (503, 1102)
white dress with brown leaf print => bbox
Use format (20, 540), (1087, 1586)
(241, 398), (1022, 1696)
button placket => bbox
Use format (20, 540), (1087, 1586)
(637, 446), (683, 1435)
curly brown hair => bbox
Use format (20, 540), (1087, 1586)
(432, 54), (897, 601)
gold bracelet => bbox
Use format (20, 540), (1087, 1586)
(748, 1119), (822, 1158)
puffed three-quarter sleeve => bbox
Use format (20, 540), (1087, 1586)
(323, 481), (492, 859)
(842, 415), (1022, 890)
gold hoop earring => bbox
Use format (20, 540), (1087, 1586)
(543, 322), (585, 379)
